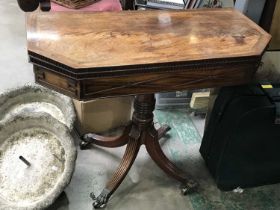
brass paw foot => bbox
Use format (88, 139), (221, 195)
(83, 133), (96, 143)
(91, 189), (110, 209)
(180, 180), (198, 195)
(80, 134), (96, 150)
(79, 140), (91, 150)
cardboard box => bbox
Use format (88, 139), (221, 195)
(73, 97), (134, 134)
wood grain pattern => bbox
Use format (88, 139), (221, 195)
(105, 136), (140, 193)
(27, 9), (271, 100)
(34, 60), (258, 99)
(34, 66), (81, 98)
(27, 9), (270, 70)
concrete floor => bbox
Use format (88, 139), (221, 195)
(0, 2), (205, 210)
(0, 2), (34, 92)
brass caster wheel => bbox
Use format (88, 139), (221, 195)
(180, 180), (198, 195)
(79, 140), (91, 150)
(91, 189), (110, 209)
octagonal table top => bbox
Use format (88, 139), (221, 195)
(26, 9), (271, 71)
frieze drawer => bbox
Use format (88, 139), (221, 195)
(34, 66), (80, 99)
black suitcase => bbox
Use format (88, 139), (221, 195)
(200, 84), (280, 191)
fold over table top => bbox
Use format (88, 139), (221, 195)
(27, 9), (270, 71)
(26, 9), (271, 99)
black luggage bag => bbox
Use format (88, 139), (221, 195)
(200, 84), (280, 190)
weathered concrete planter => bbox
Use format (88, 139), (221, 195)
(0, 113), (77, 210)
(0, 85), (76, 131)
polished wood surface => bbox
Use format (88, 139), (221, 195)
(27, 9), (270, 70)
(34, 58), (258, 99)
(27, 9), (271, 100)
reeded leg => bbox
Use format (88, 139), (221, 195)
(85, 94), (197, 208)
(145, 128), (198, 194)
(91, 126), (141, 208)
(80, 123), (132, 150)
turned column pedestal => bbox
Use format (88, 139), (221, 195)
(81, 94), (198, 208)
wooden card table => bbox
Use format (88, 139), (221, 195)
(25, 9), (270, 208)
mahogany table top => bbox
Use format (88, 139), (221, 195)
(26, 9), (271, 100)
(27, 9), (270, 70)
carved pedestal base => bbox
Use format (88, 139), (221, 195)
(82, 94), (198, 208)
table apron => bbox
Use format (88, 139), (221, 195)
(34, 63), (258, 100)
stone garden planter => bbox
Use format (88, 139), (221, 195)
(0, 85), (76, 131)
(0, 113), (77, 210)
